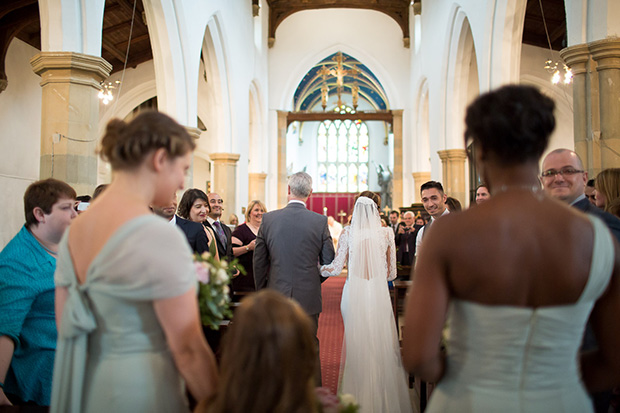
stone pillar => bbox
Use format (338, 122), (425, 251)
(30, 52), (112, 195)
(437, 149), (467, 205)
(589, 38), (620, 168)
(392, 110), (403, 210)
(248, 172), (267, 203)
(560, 44), (594, 171)
(411, 171), (431, 203)
(185, 126), (202, 189)
(209, 152), (240, 219)
(277, 111), (288, 209)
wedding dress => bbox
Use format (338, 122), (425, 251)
(321, 197), (412, 413)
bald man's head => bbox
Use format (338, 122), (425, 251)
(541, 149), (587, 204)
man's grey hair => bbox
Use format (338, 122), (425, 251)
(288, 172), (313, 198)
(403, 211), (414, 218)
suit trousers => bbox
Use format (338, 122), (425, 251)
(310, 313), (321, 387)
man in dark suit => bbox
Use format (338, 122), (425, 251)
(254, 171), (335, 385)
(395, 211), (420, 267)
(152, 194), (209, 254)
(541, 148), (619, 413)
(204, 192), (233, 262)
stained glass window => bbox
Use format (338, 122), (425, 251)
(317, 107), (370, 193)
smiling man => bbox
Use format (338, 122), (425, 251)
(205, 193), (233, 261)
(415, 181), (450, 256)
(541, 148), (620, 242)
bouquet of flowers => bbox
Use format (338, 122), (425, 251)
(315, 387), (360, 413)
(194, 251), (241, 330)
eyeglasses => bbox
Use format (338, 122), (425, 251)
(541, 167), (585, 178)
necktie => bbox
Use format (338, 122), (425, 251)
(213, 221), (227, 247)
(422, 219), (432, 239)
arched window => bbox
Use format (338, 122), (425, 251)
(317, 107), (369, 192)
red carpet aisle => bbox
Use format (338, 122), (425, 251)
(318, 276), (346, 395)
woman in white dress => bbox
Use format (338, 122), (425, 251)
(402, 85), (620, 412)
(320, 191), (412, 413)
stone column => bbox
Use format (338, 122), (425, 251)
(437, 149), (467, 205)
(392, 110), (403, 210)
(277, 111), (288, 209)
(185, 126), (202, 189)
(411, 171), (431, 203)
(560, 44), (595, 171)
(589, 38), (620, 168)
(30, 52), (112, 195)
(209, 152), (240, 219)
(248, 172), (267, 203)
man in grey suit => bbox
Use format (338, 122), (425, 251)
(254, 171), (335, 385)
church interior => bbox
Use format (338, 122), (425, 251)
(0, 0), (619, 247)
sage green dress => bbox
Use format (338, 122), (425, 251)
(50, 215), (196, 413)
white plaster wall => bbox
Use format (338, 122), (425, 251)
(0, 39), (43, 248)
(519, 44), (575, 159)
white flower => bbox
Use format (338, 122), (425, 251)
(339, 393), (357, 406)
(216, 268), (228, 283)
(223, 285), (230, 294)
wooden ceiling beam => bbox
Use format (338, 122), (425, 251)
(102, 37), (127, 63)
(287, 110), (393, 126)
(114, 0), (147, 31)
(0, 0), (37, 20)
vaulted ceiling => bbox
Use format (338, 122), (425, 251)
(0, 0), (567, 89)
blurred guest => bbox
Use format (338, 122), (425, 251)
(205, 193), (233, 261)
(196, 290), (317, 413)
(51, 111), (217, 411)
(91, 184), (108, 200)
(475, 184), (490, 204)
(415, 215), (426, 227)
(396, 211), (419, 266)
(585, 179), (597, 205)
(389, 210), (400, 234)
(230, 200), (267, 294)
(177, 189), (219, 259)
(228, 214), (239, 229)
(404, 85), (620, 412)
(446, 197), (462, 213)
(0, 179), (77, 406)
(595, 168), (620, 219)
(327, 216), (343, 248)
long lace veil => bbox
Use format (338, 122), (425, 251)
(340, 196), (406, 409)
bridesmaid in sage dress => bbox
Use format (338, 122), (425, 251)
(403, 86), (620, 412)
(50, 112), (218, 412)
(230, 200), (266, 294)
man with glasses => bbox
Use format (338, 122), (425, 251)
(541, 148), (620, 241)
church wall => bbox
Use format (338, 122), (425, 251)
(0, 39), (43, 248)
(519, 44), (575, 157)
(268, 8), (411, 209)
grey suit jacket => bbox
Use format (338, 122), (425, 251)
(253, 202), (335, 315)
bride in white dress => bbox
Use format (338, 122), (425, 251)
(320, 192), (412, 413)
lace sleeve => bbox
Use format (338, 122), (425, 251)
(386, 228), (397, 281)
(320, 227), (349, 277)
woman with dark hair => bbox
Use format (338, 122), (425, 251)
(178, 189), (219, 260)
(320, 190), (412, 412)
(230, 200), (267, 293)
(403, 85), (620, 412)
(196, 290), (317, 413)
(51, 111), (218, 412)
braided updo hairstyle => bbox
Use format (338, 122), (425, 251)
(464, 85), (555, 165)
(99, 111), (195, 170)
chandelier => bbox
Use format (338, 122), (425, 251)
(539, 0), (572, 85)
(98, 80), (120, 105)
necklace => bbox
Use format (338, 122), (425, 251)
(30, 230), (58, 256)
(493, 184), (544, 200)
